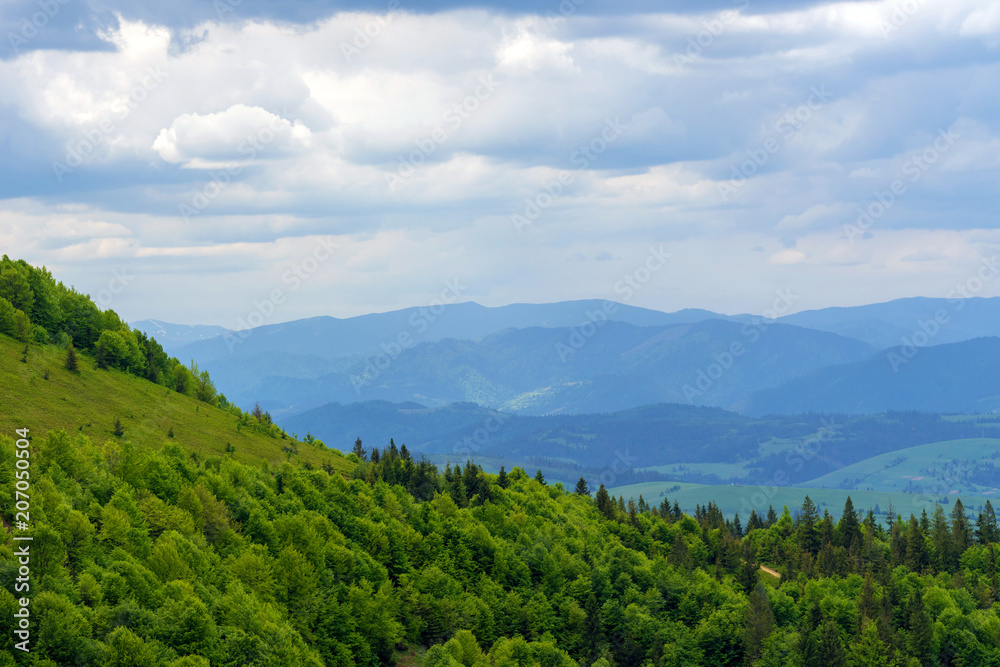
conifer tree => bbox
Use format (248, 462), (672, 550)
(818, 621), (847, 667)
(534, 469), (546, 485)
(574, 476), (590, 496)
(498, 465), (509, 489)
(65, 340), (78, 372)
(595, 484), (615, 520)
(352, 437), (367, 461)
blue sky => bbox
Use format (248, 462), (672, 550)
(2, 0), (999, 325)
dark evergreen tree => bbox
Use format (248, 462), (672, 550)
(837, 496), (861, 552)
(352, 437), (367, 461)
(534, 469), (546, 485)
(65, 340), (78, 371)
(744, 583), (775, 664)
(977, 500), (999, 544)
(574, 476), (590, 496)
(907, 590), (933, 666)
(497, 465), (509, 489)
(595, 484), (615, 520)
(817, 620), (846, 667)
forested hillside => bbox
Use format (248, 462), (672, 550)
(8, 410), (1000, 665)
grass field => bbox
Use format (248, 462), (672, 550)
(0, 335), (354, 474)
(800, 438), (1000, 496)
(607, 479), (998, 521)
(638, 462), (752, 480)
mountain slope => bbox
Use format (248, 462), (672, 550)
(744, 336), (1000, 416)
(0, 334), (352, 472)
(776, 296), (1000, 349)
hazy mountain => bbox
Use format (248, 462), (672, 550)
(173, 299), (743, 363)
(744, 336), (1000, 416)
(131, 318), (232, 350)
(776, 296), (1000, 349)
(235, 319), (873, 418)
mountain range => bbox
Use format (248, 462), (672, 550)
(132, 296), (1000, 424)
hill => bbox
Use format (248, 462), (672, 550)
(0, 334), (352, 473)
(744, 336), (1000, 416)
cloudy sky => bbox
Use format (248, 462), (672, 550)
(2, 0), (999, 326)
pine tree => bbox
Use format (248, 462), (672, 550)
(977, 500), (999, 544)
(818, 621), (846, 667)
(952, 498), (971, 556)
(113, 417), (124, 437)
(534, 469), (546, 485)
(798, 496), (820, 554)
(907, 590), (933, 666)
(575, 476), (590, 496)
(837, 496), (861, 552)
(498, 465), (509, 489)
(399, 443), (411, 461)
(766, 505), (778, 527)
(65, 341), (78, 372)
(744, 583), (776, 664)
(595, 484), (615, 520)
(736, 540), (758, 595)
(352, 437), (367, 461)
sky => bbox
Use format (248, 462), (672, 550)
(1, 0), (999, 326)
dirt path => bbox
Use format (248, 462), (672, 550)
(758, 564), (781, 579)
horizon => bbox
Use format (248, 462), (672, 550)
(126, 292), (1000, 330)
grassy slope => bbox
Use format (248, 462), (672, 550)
(0, 334), (354, 473)
(608, 480), (998, 521)
(799, 437), (1000, 494)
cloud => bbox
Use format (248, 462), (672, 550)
(769, 248), (807, 265)
(152, 104), (312, 166)
(0, 1), (998, 324)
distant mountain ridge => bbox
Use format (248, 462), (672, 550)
(142, 295), (1000, 419)
(744, 336), (1000, 415)
(207, 319), (874, 419)
(131, 318), (232, 350)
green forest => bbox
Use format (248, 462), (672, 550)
(6, 417), (1000, 666)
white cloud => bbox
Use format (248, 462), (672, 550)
(152, 104), (312, 166)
